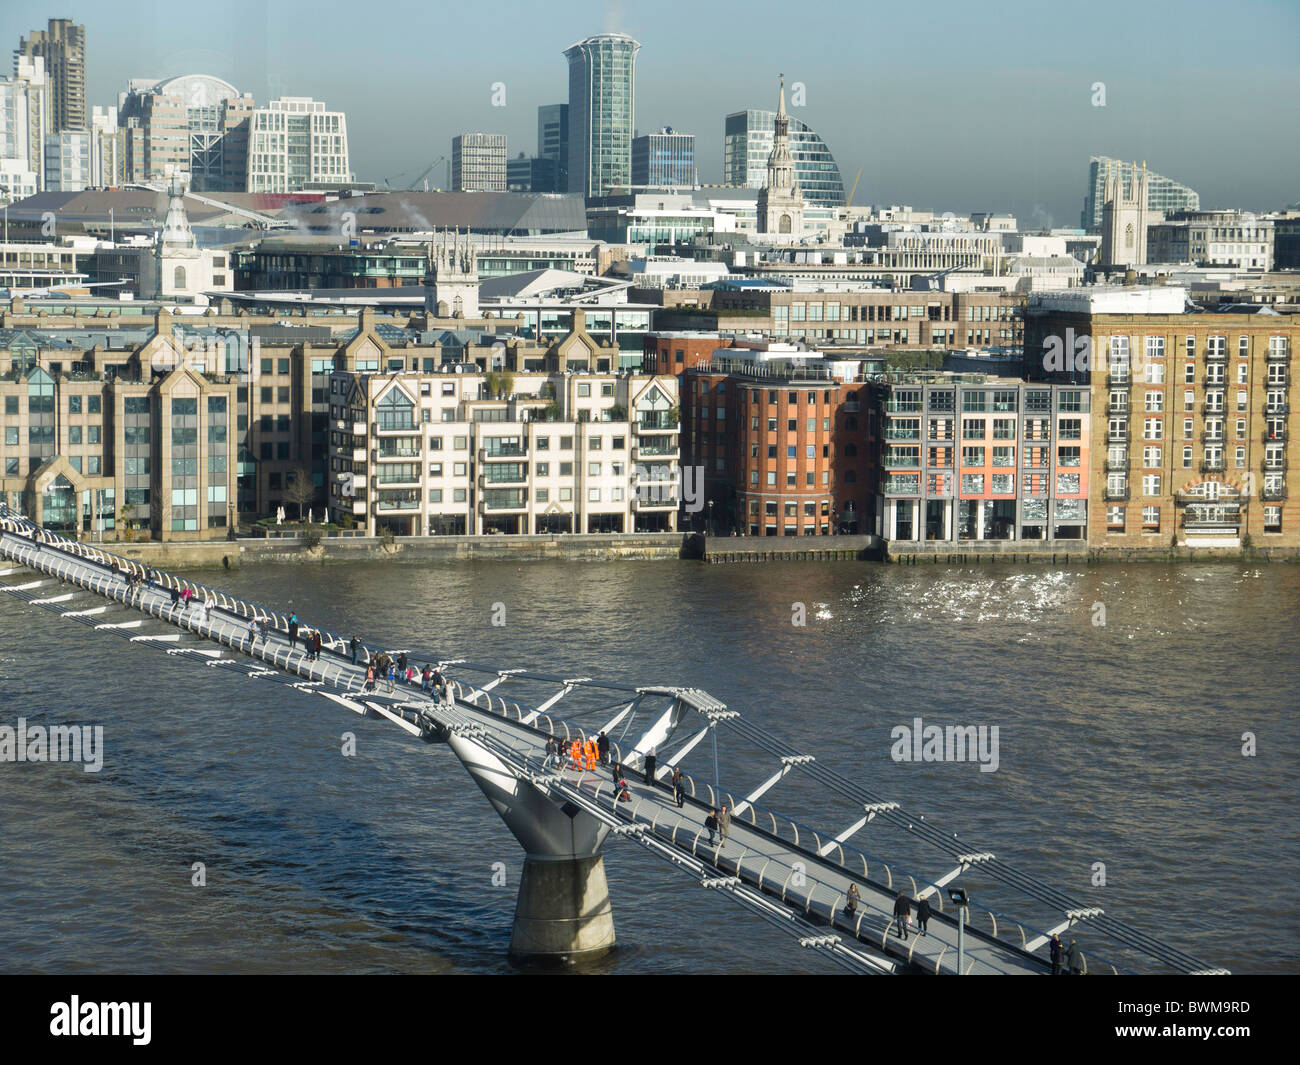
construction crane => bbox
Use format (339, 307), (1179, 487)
(847, 166), (863, 206)
(383, 156), (449, 192)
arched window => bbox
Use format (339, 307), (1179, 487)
(779, 214), (792, 234)
(1125, 223), (1134, 249)
(174, 265), (187, 289)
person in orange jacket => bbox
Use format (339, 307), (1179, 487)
(570, 739), (582, 769)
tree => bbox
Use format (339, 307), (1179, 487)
(285, 465), (316, 521)
(119, 503), (136, 543)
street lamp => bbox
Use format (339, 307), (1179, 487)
(947, 887), (969, 975)
(706, 499), (714, 536)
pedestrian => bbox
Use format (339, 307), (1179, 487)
(915, 894), (932, 936)
(1066, 938), (1085, 976)
(385, 662), (396, 693)
(363, 665), (376, 692)
(397, 652), (408, 676)
(288, 613), (299, 649)
(349, 636), (360, 665)
(846, 883), (860, 917)
(704, 809), (719, 847)
(433, 669), (447, 703)
(644, 748), (657, 785)
(672, 766), (685, 808)
(892, 891), (911, 940)
(170, 584), (180, 607)
(1050, 934), (1063, 976)
(717, 804), (731, 847)
(311, 629), (322, 662)
(569, 739), (582, 770)
(421, 665), (432, 693)
(248, 618), (259, 648)
(597, 731), (609, 765)
(544, 736), (559, 770)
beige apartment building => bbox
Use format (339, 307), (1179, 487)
(1027, 288), (1296, 549)
(329, 363), (680, 536)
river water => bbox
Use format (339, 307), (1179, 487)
(1, 558), (1296, 974)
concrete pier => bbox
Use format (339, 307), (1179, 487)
(509, 855), (615, 961)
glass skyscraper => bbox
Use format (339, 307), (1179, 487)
(631, 128), (696, 187)
(723, 109), (846, 208)
(564, 33), (640, 198)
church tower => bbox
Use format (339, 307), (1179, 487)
(152, 174), (203, 300)
(424, 228), (480, 319)
(757, 74), (805, 237)
(1100, 161), (1151, 270)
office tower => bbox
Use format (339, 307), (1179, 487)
(564, 33), (640, 198)
(43, 129), (91, 191)
(247, 97), (351, 193)
(452, 133), (507, 192)
(537, 104), (569, 190)
(631, 128), (696, 187)
(723, 106), (845, 208)
(16, 18), (86, 134)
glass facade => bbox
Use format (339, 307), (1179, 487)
(565, 34), (640, 197)
(723, 109), (846, 207)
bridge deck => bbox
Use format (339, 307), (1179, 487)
(0, 523), (1056, 975)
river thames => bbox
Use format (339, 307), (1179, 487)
(1, 559), (1296, 974)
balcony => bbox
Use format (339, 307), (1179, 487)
(634, 439), (678, 458)
(1265, 402), (1290, 415)
(1107, 428), (1129, 443)
(1201, 404), (1227, 417)
(884, 401), (922, 414)
(885, 425), (921, 441)
(1263, 430), (1289, 444)
(480, 489), (528, 513)
(374, 420), (417, 434)
(883, 453), (921, 468)
(632, 494), (678, 511)
(1261, 482), (1288, 501)
(637, 413), (680, 433)
(1262, 456), (1288, 472)
(1104, 457), (1129, 471)
(1266, 347), (1291, 363)
(1103, 486), (1129, 501)
(480, 445), (527, 461)
(375, 491), (421, 513)
(1200, 459), (1226, 473)
(1106, 401), (1130, 416)
(1106, 372), (1131, 388)
(375, 446), (420, 460)
(1202, 376), (1228, 389)
(479, 471), (528, 488)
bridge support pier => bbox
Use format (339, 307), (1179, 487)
(446, 733), (617, 963)
(509, 854), (615, 962)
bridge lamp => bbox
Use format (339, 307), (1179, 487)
(947, 888), (969, 975)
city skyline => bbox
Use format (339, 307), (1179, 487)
(3, 0), (1299, 222)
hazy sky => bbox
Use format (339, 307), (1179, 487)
(8, 0), (1300, 225)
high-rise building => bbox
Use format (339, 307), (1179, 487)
(91, 105), (125, 187)
(247, 97), (351, 193)
(631, 128), (696, 187)
(506, 153), (559, 194)
(452, 133), (507, 192)
(1, 57), (48, 194)
(16, 18), (85, 135)
(723, 107), (845, 208)
(43, 129), (91, 191)
(1081, 156), (1199, 231)
(564, 33), (640, 198)
(537, 103), (569, 190)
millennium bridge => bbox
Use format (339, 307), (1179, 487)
(0, 504), (1228, 975)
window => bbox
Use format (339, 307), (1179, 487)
(429, 436), (443, 451)
(1144, 418), (1163, 441)
(588, 462), (601, 476)
(453, 489), (467, 503)
(588, 487), (600, 502)
(1142, 474), (1161, 496)
(1145, 391), (1164, 412)
(1142, 506), (1160, 529)
(960, 474), (984, 494)
(428, 463), (443, 477)
(1107, 505), (1125, 529)
(68, 426), (81, 445)
(578, 383), (591, 398)
(1143, 446), (1161, 467)
(535, 462), (548, 477)
(560, 462), (573, 476)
